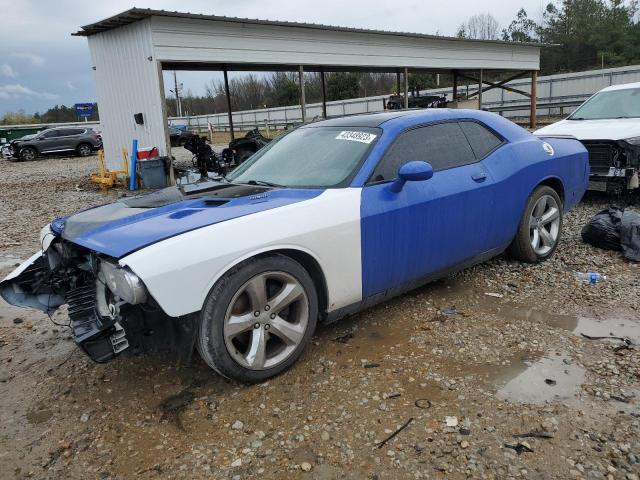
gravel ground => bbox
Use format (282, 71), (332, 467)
(0, 154), (639, 480)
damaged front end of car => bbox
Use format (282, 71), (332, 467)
(582, 137), (640, 193)
(0, 226), (196, 364)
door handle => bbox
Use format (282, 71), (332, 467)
(471, 171), (488, 182)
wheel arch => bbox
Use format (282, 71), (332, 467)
(508, 176), (566, 254)
(536, 176), (565, 204)
(21, 144), (38, 153)
(203, 246), (330, 319)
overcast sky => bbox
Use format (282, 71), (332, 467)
(0, 0), (546, 115)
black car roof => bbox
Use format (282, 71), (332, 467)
(305, 111), (420, 128)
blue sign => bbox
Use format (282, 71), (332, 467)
(74, 103), (95, 118)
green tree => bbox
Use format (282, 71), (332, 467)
(408, 73), (438, 95)
(502, 8), (539, 42)
(326, 73), (359, 101)
(539, 0), (639, 72)
(494, 1), (640, 73)
(266, 72), (300, 106)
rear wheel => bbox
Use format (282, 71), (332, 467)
(19, 147), (37, 161)
(76, 143), (92, 156)
(197, 255), (318, 383)
(508, 185), (563, 263)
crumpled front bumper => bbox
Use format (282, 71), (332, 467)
(1, 247), (129, 363)
(1, 238), (197, 364)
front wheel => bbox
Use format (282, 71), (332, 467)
(20, 147), (37, 161)
(197, 255), (318, 383)
(507, 185), (563, 263)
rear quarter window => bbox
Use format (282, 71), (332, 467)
(459, 121), (503, 159)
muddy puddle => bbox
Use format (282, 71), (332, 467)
(510, 308), (640, 343)
(315, 280), (639, 407)
(492, 352), (586, 404)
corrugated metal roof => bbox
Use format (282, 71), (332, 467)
(73, 7), (545, 47)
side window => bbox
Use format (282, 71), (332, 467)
(459, 121), (503, 159)
(40, 130), (60, 139)
(59, 128), (82, 136)
(370, 122), (476, 182)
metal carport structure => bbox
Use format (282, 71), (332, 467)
(74, 8), (543, 171)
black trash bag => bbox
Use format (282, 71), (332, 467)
(620, 209), (640, 262)
(581, 207), (624, 252)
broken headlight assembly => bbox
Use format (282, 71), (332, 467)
(98, 261), (147, 305)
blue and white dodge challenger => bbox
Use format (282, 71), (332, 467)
(1, 110), (588, 382)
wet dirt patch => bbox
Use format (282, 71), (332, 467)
(26, 408), (53, 425)
(492, 352), (586, 405)
(158, 389), (196, 430)
(504, 307), (640, 344)
(0, 254), (21, 270)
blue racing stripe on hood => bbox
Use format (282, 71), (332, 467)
(64, 188), (323, 258)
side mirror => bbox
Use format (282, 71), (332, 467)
(389, 161), (434, 193)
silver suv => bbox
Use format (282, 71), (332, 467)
(7, 127), (102, 161)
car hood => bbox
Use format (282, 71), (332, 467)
(534, 118), (640, 140)
(12, 134), (36, 144)
(53, 182), (322, 258)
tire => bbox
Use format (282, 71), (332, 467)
(19, 147), (37, 161)
(76, 143), (92, 157)
(236, 148), (255, 165)
(197, 254), (318, 383)
(508, 185), (563, 263)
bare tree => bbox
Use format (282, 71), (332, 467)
(457, 13), (500, 40)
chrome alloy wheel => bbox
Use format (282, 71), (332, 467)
(223, 271), (309, 370)
(529, 194), (560, 256)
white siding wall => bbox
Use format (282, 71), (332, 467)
(88, 19), (167, 170)
(150, 17), (540, 71)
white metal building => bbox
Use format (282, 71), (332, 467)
(74, 8), (543, 170)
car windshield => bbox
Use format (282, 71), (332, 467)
(226, 126), (380, 188)
(569, 87), (640, 120)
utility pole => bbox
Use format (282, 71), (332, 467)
(403, 68), (409, 109)
(173, 71), (182, 117)
(299, 65), (306, 122)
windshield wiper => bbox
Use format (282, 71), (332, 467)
(568, 117), (586, 120)
(242, 180), (285, 188)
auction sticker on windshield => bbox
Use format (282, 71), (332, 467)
(336, 131), (377, 144)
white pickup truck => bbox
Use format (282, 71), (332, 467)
(535, 82), (640, 194)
